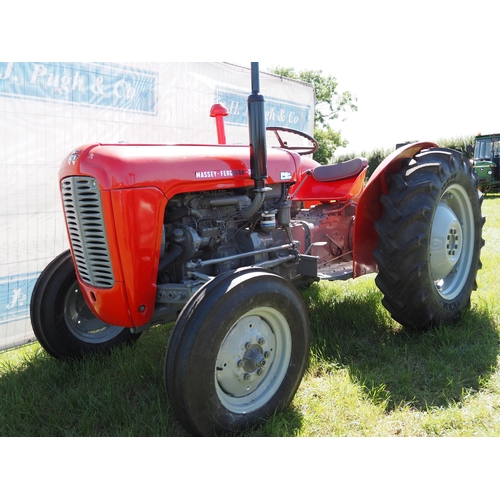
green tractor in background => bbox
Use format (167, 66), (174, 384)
(473, 133), (500, 193)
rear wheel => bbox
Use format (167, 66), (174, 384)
(373, 148), (485, 329)
(164, 268), (310, 436)
(30, 250), (140, 359)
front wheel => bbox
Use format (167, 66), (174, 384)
(30, 250), (140, 359)
(164, 268), (310, 436)
(373, 148), (485, 329)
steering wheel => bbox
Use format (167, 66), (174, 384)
(266, 126), (318, 156)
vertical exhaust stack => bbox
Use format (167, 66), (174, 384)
(248, 62), (268, 190)
(241, 62), (269, 218)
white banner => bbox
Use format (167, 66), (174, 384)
(0, 62), (315, 350)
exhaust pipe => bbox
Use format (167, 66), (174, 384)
(242, 62), (269, 218)
(248, 62), (268, 188)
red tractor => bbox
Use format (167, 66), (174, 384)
(30, 63), (485, 436)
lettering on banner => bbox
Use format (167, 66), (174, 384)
(5, 288), (26, 310)
(215, 87), (312, 133)
(0, 62), (158, 115)
(0, 273), (39, 325)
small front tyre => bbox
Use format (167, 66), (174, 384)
(30, 250), (140, 359)
(164, 268), (310, 436)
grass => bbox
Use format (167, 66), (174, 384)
(1, 196), (500, 437)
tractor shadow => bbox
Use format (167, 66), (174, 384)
(301, 279), (499, 413)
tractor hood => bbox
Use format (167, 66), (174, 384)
(59, 143), (302, 197)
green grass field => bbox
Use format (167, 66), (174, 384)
(1, 196), (499, 437)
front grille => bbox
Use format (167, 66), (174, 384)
(61, 176), (115, 288)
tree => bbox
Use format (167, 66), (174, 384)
(268, 66), (357, 164)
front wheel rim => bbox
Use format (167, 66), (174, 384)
(63, 280), (124, 343)
(430, 183), (475, 300)
(215, 306), (292, 414)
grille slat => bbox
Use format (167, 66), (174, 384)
(61, 177), (115, 288)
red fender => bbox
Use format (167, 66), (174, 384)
(352, 141), (438, 278)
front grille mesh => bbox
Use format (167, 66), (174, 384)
(61, 176), (115, 288)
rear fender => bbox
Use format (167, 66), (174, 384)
(352, 141), (438, 278)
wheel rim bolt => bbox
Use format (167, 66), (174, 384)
(264, 351), (271, 358)
(243, 373), (251, 381)
(258, 337), (265, 345)
(245, 342), (252, 350)
(257, 368), (264, 376)
(237, 359), (243, 368)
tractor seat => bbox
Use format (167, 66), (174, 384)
(312, 157), (368, 182)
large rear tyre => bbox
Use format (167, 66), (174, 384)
(30, 250), (140, 359)
(164, 268), (310, 436)
(373, 148), (485, 329)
